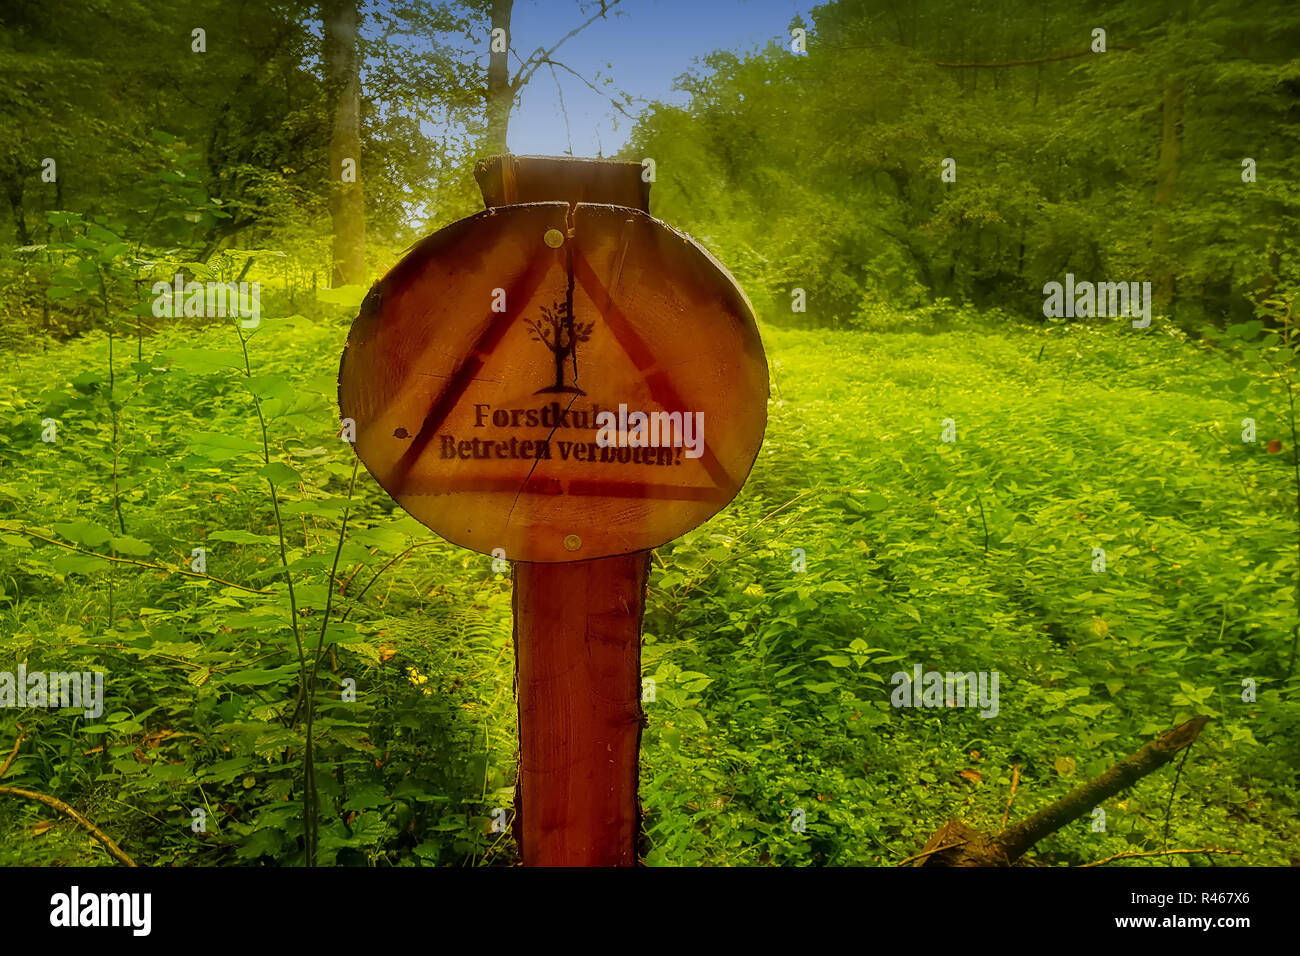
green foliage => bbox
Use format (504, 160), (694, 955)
(2, 307), (1297, 866)
(0, 0), (1297, 871)
(627, 0), (1300, 331)
(634, 319), (1300, 866)
(0, 305), (519, 866)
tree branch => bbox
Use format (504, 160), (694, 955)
(911, 716), (1212, 867)
(543, 57), (637, 118)
(1081, 846), (1242, 868)
(0, 783), (139, 866)
(994, 716), (1210, 862)
(511, 0), (622, 92)
(895, 840), (967, 867)
(933, 45), (1141, 69)
(0, 732), (22, 777)
(11, 527), (272, 594)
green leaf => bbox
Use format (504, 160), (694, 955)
(816, 655), (853, 668)
(245, 374), (294, 402)
(164, 348), (245, 373)
(188, 431), (262, 461)
(110, 535), (153, 556)
(280, 497), (349, 517)
(53, 521), (113, 548)
(258, 461), (302, 485)
(350, 524), (409, 551)
(819, 581), (854, 594)
(207, 530), (279, 546)
(219, 664), (299, 687)
(675, 708), (708, 731)
(1224, 320), (1262, 341)
(52, 552), (110, 574)
(344, 784), (389, 811)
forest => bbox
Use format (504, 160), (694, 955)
(0, 0), (1297, 871)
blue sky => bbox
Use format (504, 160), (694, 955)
(500, 0), (817, 156)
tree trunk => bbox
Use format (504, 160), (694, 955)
(5, 175), (29, 247)
(485, 0), (514, 154)
(1152, 76), (1183, 316)
(324, 0), (365, 287)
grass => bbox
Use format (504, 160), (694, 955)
(0, 309), (1296, 866)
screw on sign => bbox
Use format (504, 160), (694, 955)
(338, 155), (768, 866)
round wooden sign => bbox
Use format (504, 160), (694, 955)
(338, 201), (768, 563)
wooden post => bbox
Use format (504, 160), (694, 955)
(475, 155), (651, 867)
(512, 553), (647, 866)
(338, 154), (767, 867)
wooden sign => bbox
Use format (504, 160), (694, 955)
(339, 155), (767, 865)
(337, 188), (767, 563)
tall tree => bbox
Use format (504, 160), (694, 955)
(324, 0), (365, 286)
(473, 0), (629, 155)
(485, 0), (513, 153)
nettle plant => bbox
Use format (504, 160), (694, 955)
(152, 297), (380, 865)
(40, 210), (151, 615)
(163, 302), (514, 866)
(1222, 286), (1300, 678)
(32, 146), (239, 613)
(10, 295), (508, 865)
(10, 141), (512, 865)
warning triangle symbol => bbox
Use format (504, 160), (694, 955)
(340, 201), (767, 561)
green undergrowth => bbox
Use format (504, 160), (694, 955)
(0, 310), (1296, 866)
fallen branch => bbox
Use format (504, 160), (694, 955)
(998, 716), (1210, 862)
(1082, 847), (1242, 868)
(0, 784), (138, 867)
(911, 716), (1211, 866)
(0, 732), (23, 777)
(895, 840), (968, 867)
(12, 527), (271, 594)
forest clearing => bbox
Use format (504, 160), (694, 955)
(2, 308), (1295, 866)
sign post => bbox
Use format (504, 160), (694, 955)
(339, 155), (767, 865)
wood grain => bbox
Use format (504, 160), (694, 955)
(512, 553), (648, 866)
(337, 179), (767, 563)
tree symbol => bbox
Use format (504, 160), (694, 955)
(526, 301), (594, 394)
